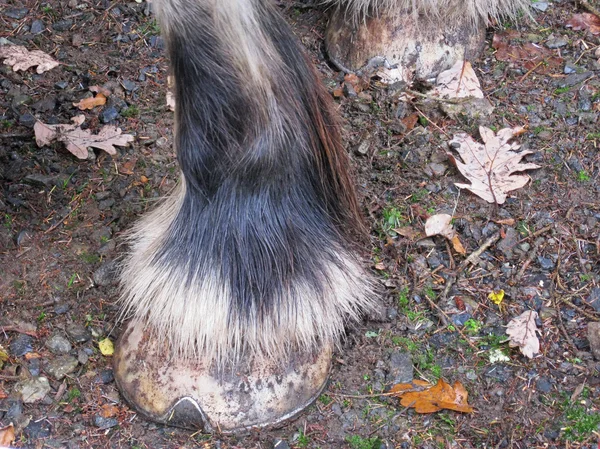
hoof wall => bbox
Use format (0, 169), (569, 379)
(113, 320), (331, 433)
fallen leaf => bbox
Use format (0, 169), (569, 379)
(431, 60), (484, 99)
(450, 235), (466, 255)
(0, 44), (60, 73)
(424, 214), (466, 254)
(0, 344), (8, 370)
(393, 225), (422, 240)
(447, 126), (540, 204)
(488, 289), (505, 306)
(401, 114), (419, 133)
(0, 423), (15, 446)
(492, 32), (563, 74)
(89, 85), (112, 97)
(100, 404), (119, 418)
(73, 93), (107, 110)
(99, 338), (114, 356)
(34, 117), (133, 160)
(566, 13), (600, 36)
(455, 297), (465, 311)
(506, 310), (540, 359)
(392, 379), (474, 414)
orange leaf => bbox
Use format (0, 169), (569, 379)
(451, 235), (466, 255)
(100, 404), (119, 418)
(0, 424), (15, 446)
(394, 379), (474, 414)
(73, 93), (107, 110)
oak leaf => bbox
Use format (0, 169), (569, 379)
(391, 379), (474, 414)
(0, 44), (59, 73)
(506, 310), (540, 359)
(424, 214), (466, 255)
(431, 60), (484, 100)
(492, 32), (563, 74)
(447, 126), (539, 204)
(34, 116), (133, 160)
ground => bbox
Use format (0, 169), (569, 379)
(0, 0), (599, 448)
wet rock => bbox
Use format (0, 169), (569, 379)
(101, 106), (119, 123)
(55, 81), (68, 89)
(24, 420), (52, 439)
(339, 410), (361, 429)
(544, 428), (560, 440)
(54, 303), (70, 314)
(95, 191), (111, 201)
(5, 8), (29, 19)
(121, 79), (137, 92)
(28, 358), (41, 376)
(14, 376), (51, 403)
(32, 97), (56, 112)
(97, 369), (114, 384)
(588, 322), (600, 360)
(45, 334), (72, 354)
(386, 350), (413, 384)
(93, 260), (118, 286)
(10, 334), (33, 357)
(72, 33), (84, 47)
(52, 19), (73, 31)
(77, 349), (89, 365)
(24, 174), (56, 188)
(452, 312), (472, 327)
(93, 415), (118, 429)
(66, 322), (91, 343)
(331, 402), (343, 416)
(536, 377), (552, 393)
(497, 227), (519, 258)
(558, 72), (593, 88)
(30, 19), (45, 34)
(585, 288), (600, 312)
(45, 355), (79, 380)
(425, 162), (447, 178)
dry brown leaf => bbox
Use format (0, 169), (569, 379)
(392, 379), (474, 414)
(431, 60), (484, 99)
(34, 116), (134, 160)
(492, 32), (563, 74)
(100, 404), (119, 418)
(424, 214), (466, 255)
(73, 93), (107, 110)
(451, 235), (466, 255)
(0, 44), (59, 73)
(566, 13), (600, 35)
(393, 225), (422, 240)
(0, 423), (15, 446)
(506, 310), (540, 359)
(447, 126), (540, 204)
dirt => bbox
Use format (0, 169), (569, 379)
(1, 0), (599, 448)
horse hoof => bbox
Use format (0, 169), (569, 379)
(325, 7), (486, 82)
(113, 319), (331, 433)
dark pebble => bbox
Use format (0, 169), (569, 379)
(10, 334), (33, 357)
(28, 358), (41, 376)
(30, 19), (45, 34)
(536, 377), (552, 393)
(544, 428), (560, 440)
(52, 19), (73, 31)
(93, 260), (118, 287)
(121, 79), (137, 92)
(453, 312), (472, 327)
(149, 35), (164, 49)
(537, 256), (555, 270)
(386, 350), (413, 384)
(16, 229), (33, 246)
(95, 191), (111, 201)
(585, 288), (600, 312)
(54, 303), (70, 314)
(558, 72), (593, 88)
(24, 419), (52, 439)
(5, 8), (29, 19)
(3, 399), (23, 419)
(101, 106), (119, 123)
(19, 113), (36, 127)
(98, 198), (115, 210)
(66, 322), (92, 343)
(55, 81), (68, 89)
(24, 174), (55, 187)
(93, 415), (118, 429)
(98, 369), (115, 384)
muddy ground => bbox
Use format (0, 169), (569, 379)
(1, 0), (600, 448)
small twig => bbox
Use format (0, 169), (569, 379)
(0, 325), (38, 337)
(519, 61), (544, 83)
(518, 224), (553, 243)
(516, 237), (544, 281)
(459, 231), (501, 272)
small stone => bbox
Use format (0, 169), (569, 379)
(98, 198), (115, 210)
(537, 256), (555, 270)
(30, 19), (45, 34)
(426, 162), (447, 178)
(453, 312), (472, 327)
(14, 377), (51, 403)
(97, 369), (114, 384)
(497, 227), (519, 258)
(54, 303), (70, 314)
(585, 288), (600, 312)
(66, 322), (91, 343)
(77, 349), (88, 365)
(72, 33), (84, 47)
(45, 334), (72, 354)
(93, 415), (118, 429)
(588, 322), (600, 361)
(32, 97), (56, 112)
(558, 72), (593, 88)
(546, 37), (568, 49)
(10, 334), (33, 357)
(121, 79), (137, 92)
(95, 191), (111, 201)
(45, 355), (79, 380)
(55, 81), (69, 89)
(536, 377), (552, 393)
(3, 398), (23, 419)
(93, 260), (118, 287)
(28, 358), (41, 376)
(273, 440), (290, 449)
(330, 403), (343, 416)
(101, 106), (119, 123)
(24, 420), (52, 439)
(52, 19), (73, 31)
(5, 8), (29, 19)
(386, 350), (413, 384)
(19, 113), (36, 127)
(24, 174), (56, 187)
